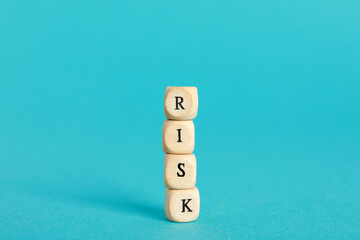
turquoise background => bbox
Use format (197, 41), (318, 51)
(1, 0), (359, 239)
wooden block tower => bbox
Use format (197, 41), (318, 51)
(163, 86), (200, 222)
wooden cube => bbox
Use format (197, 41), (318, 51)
(165, 187), (200, 222)
(164, 87), (198, 120)
(164, 154), (197, 189)
(162, 120), (195, 154)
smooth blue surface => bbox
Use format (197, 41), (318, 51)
(1, 0), (360, 239)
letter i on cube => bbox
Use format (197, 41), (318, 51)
(163, 87), (200, 222)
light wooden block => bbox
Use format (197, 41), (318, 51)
(165, 187), (200, 222)
(164, 87), (198, 120)
(164, 154), (197, 189)
(162, 120), (195, 154)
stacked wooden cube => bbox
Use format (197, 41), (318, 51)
(163, 86), (200, 222)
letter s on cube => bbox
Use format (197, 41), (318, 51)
(164, 154), (197, 189)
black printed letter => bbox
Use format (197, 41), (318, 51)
(175, 96), (185, 110)
(177, 163), (185, 177)
(181, 199), (192, 212)
(177, 129), (182, 142)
